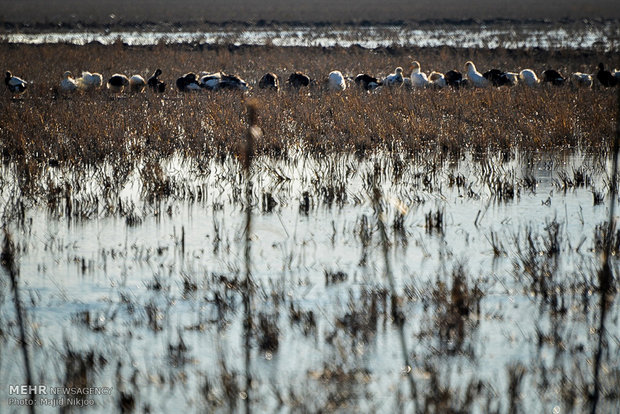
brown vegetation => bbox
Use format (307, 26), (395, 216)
(0, 43), (616, 170)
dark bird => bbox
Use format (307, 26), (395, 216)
(354, 73), (382, 90)
(482, 69), (518, 87)
(542, 69), (566, 86)
(219, 73), (250, 91)
(5, 71), (27, 96)
(198, 72), (249, 91)
(106, 74), (130, 93)
(176, 72), (201, 91)
(147, 69), (166, 93)
(597, 63), (618, 87)
(444, 70), (465, 88)
(258, 73), (279, 90)
(288, 72), (311, 88)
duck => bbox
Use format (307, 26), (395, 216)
(258, 73), (279, 90)
(107, 74), (130, 93)
(429, 71), (447, 88)
(354, 73), (382, 90)
(384, 67), (404, 87)
(327, 70), (346, 91)
(147, 69), (166, 92)
(176, 72), (202, 91)
(518, 69), (540, 87)
(571, 72), (593, 88)
(597, 63), (618, 87)
(129, 74), (146, 93)
(60, 71), (78, 92)
(5, 71), (27, 96)
(444, 70), (466, 88)
(542, 69), (566, 86)
(77, 71), (103, 90)
(288, 72), (311, 88)
(408, 61), (430, 88)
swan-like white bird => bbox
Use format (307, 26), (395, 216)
(60, 71), (78, 92)
(464, 61), (489, 88)
(571, 72), (593, 88)
(328, 70), (346, 91)
(429, 71), (447, 88)
(409, 61), (430, 88)
(384, 67), (404, 87)
(77, 71), (103, 90)
(5, 71), (27, 96)
(518, 69), (540, 87)
(107, 74), (130, 93)
(129, 74), (146, 93)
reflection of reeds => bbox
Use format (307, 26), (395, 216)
(371, 167), (418, 409)
(242, 99), (261, 414)
(2, 231), (35, 414)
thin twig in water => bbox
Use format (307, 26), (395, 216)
(2, 231), (36, 414)
(242, 100), (261, 414)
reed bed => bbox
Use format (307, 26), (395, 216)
(1, 44), (616, 168)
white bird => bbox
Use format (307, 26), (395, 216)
(571, 72), (593, 88)
(5, 71), (27, 96)
(464, 61), (489, 88)
(107, 74), (130, 93)
(60, 71), (78, 92)
(429, 71), (447, 88)
(129, 74), (146, 93)
(77, 71), (103, 90)
(384, 67), (404, 87)
(409, 61), (430, 88)
(327, 70), (346, 91)
(518, 69), (540, 87)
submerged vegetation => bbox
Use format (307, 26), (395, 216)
(0, 41), (619, 413)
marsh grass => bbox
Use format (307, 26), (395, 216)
(0, 43), (617, 174)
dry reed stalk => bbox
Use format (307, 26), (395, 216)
(1, 231), (36, 414)
(242, 99), (260, 414)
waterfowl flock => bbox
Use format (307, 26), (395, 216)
(5, 61), (620, 98)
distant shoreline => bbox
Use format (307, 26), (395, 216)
(2, 18), (618, 35)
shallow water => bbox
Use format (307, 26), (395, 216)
(0, 150), (618, 412)
(2, 24), (619, 49)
